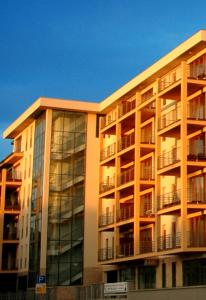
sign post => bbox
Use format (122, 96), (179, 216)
(36, 275), (46, 296)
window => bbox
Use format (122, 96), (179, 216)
(172, 262), (176, 287)
(162, 263), (166, 288)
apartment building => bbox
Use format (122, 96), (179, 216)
(1, 30), (206, 294)
(0, 98), (101, 292)
(98, 30), (206, 289)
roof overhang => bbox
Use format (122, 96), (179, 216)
(4, 97), (100, 139)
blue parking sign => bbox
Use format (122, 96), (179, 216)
(37, 275), (46, 284)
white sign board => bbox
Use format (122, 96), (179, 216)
(104, 282), (128, 294)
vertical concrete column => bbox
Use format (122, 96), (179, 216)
(84, 113), (101, 284)
(134, 92), (141, 255)
(40, 109), (52, 275)
(115, 120), (121, 258)
(180, 61), (188, 250)
(155, 78), (161, 253)
(0, 169), (7, 270)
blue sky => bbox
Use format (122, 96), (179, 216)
(1, 0), (206, 159)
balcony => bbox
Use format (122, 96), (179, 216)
(100, 143), (116, 161)
(4, 199), (20, 211)
(3, 228), (18, 241)
(98, 248), (114, 261)
(158, 190), (181, 210)
(6, 170), (22, 182)
(117, 205), (134, 222)
(158, 66), (181, 94)
(187, 232), (206, 247)
(158, 147), (180, 169)
(1, 259), (17, 271)
(117, 167), (134, 187)
(116, 242), (134, 258)
(118, 132), (135, 152)
(139, 240), (155, 254)
(140, 88), (154, 105)
(187, 146), (206, 162)
(118, 98), (136, 118)
(99, 213), (114, 227)
(158, 106), (181, 138)
(158, 233), (181, 251)
(187, 188), (206, 204)
(100, 114), (116, 130)
(99, 177), (115, 194)
(141, 132), (155, 144)
(140, 166), (154, 180)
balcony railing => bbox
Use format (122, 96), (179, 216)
(187, 146), (206, 161)
(117, 205), (134, 222)
(158, 232), (181, 251)
(140, 167), (154, 180)
(117, 242), (134, 257)
(158, 189), (181, 210)
(158, 147), (180, 169)
(99, 177), (115, 193)
(118, 132), (135, 152)
(188, 63), (206, 80)
(187, 231), (206, 247)
(158, 105), (181, 130)
(2, 259), (17, 271)
(99, 213), (114, 227)
(139, 240), (155, 254)
(6, 170), (22, 181)
(140, 207), (154, 217)
(100, 114), (116, 129)
(100, 143), (116, 161)
(140, 89), (154, 104)
(187, 188), (206, 203)
(117, 167), (134, 186)
(98, 248), (114, 261)
(118, 99), (136, 118)
(141, 132), (155, 144)
(4, 199), (20, 211)
(3, 228), (18, 240)
(158, 66), (181, 92)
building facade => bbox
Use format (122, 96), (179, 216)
(1, 98), (101, 292)
(1, 30), (206, 294)
(98, 30), (206, 289)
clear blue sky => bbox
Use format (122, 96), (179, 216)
(1, 0), (206, 159)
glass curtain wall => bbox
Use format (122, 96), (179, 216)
(28, 113), (46, 287)
(47, 110), (86, 286)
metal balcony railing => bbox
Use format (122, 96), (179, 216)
(188, 63), (206, 80)
(117, 167), (134, 186)
(2, 259), (17, 270)
(118, 132), (135, 152)
(118, 98), (136, 118)
(140, 207), (154, 217)
(140, 88), (154, 104)
(117, 205), (134, 222)
(158, 147), (180, 169)
(139, 240), (155, 254)
(99, 177), (115, 193)
(158, 105), (181, 130)
(3, 228), (18, 240)
(158, 189), (181, 210)
(99, 213), (114, 227)
(100, 143), (116, 161)
(187, 146), (206, 161)
(140, 166), (154, 180)
(98, 248), (114, 261)
(187, 231), (206, 247)
(158, 66), (181, 92)
(117, 242), (134, 257)
(158, 232), (181, 251)
(4, 199), (20, 210)
(187, 188), (206, 203)
(141, 132), (155, 144)
(100, 114), (116, 129)
(6, 170), (22, 181)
